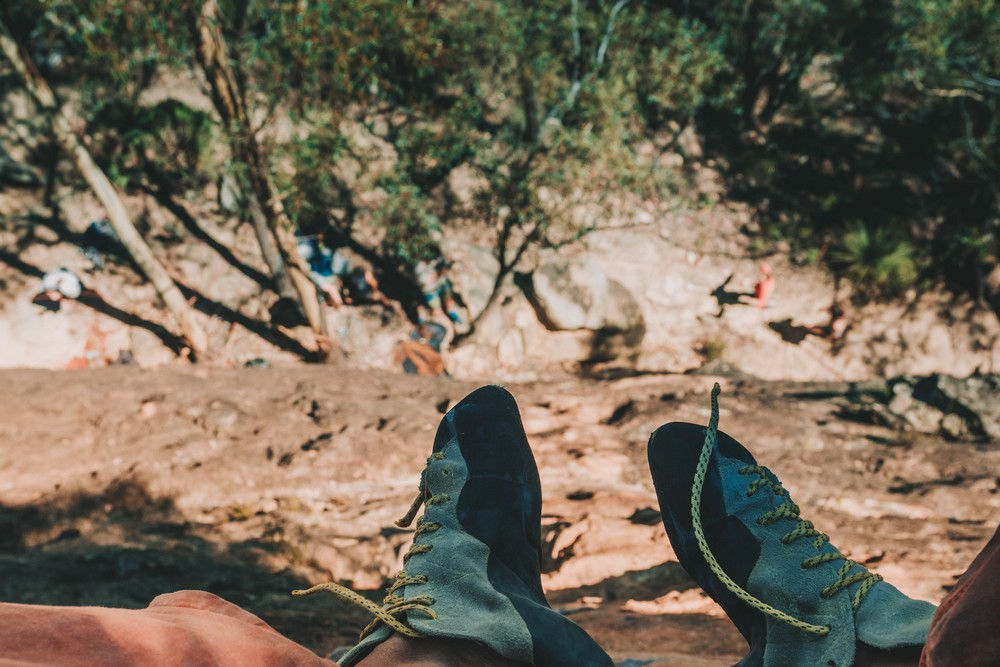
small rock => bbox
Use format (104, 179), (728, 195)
(913, 374), (1000, 440)
(259, 498), (279, 513)
(887, 389), (945, 433)
(940, 413), (970, 441)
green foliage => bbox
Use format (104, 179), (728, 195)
(4, 0), (194, 95)
(225, 0), (450, 112)
(673, 0), (876, 122)
(699, 336), (726, 362)
(370, 178), (441, 266)
(830, 224), (919, 295)
(220, 0), (704, 279)
(682, 0), (1000, 300)
(279, 127), (350, 230)
(93, 99), (214, 189)
(613, 12), (728, 128)
(5, 0), (1000, 304)
(3, 0), (204, 190)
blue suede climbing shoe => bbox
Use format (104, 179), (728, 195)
(647, 384), (936, 667)
(296, 385), (613, 667)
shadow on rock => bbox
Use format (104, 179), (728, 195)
(546, 562), (745, 662)
(0, 478), (369, 658)
(548, 561), (701, 608)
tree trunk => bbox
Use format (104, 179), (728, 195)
(193, 0), (330, 350)
(246, 199), (291, 297)
(0, 22), (209, 359)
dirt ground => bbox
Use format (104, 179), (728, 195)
(1, 366), (998, 665)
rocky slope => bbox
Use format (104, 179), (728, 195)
(2, 112), (998, 381)
(2, 184), (998, 381)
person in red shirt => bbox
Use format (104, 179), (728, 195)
(753, 261), (775, 309)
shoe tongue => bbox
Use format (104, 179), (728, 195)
(854, 578), (936, 650)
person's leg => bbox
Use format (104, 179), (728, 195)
(322, 280), (344, 308)
(362, 270), (392, 307)
(648, 383), (936, 667)
(423, 291), (441, 315)
(918, 524), (1000, 666)
(0, 591), (333, 667)
(297, 386), (612, 667)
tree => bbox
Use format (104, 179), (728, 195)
(193, 0), (330, 350)
(5, 0), (997, 321)
(0, 17), (209, 358)
(232, 0), (702, 336)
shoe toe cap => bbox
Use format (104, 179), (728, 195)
(437, 385), (535, 478)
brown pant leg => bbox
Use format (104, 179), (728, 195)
(920, 525), (1000, 667)
(0, 591), (334, 667)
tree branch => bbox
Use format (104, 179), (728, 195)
(595, 0), (632, 67)
(907, 71), (986, 103)
(521, 0), (632, 171)
(571, 0), (582, 80)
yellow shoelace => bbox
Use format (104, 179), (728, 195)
(293, 452), (450, 639)
(690, 383), (883, 637)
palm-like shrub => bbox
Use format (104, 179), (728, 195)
(830, 224), (918, 295)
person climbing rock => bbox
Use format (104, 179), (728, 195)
(394, 322), (448, 377)
(340, 266), (392, 308)
(297, 235), (350, 307)
(416, 256), (462, 327)
(753, 262), (776, 309)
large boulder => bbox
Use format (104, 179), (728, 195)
(440, 239), (500, 320)
(880, 374), (1000, 442)
(604, 279), (646, 340)
(527, 257), (611, 331)
(586, 279), (647, 364)
(886, 380), (946, 433)
(524, 257), (646, 335)
(987, 263), (1000, 318)
(523, 257), (646, 364)
(444, 254), (647, 377)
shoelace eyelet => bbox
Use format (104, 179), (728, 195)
(292, 452), (452, 640)
(689, 383), (882, 639)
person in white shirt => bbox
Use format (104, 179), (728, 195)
(41, 268), (83, 301)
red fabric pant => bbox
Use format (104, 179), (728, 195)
(920, 524), (1000, 666)
(0, 590), (333, 667)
